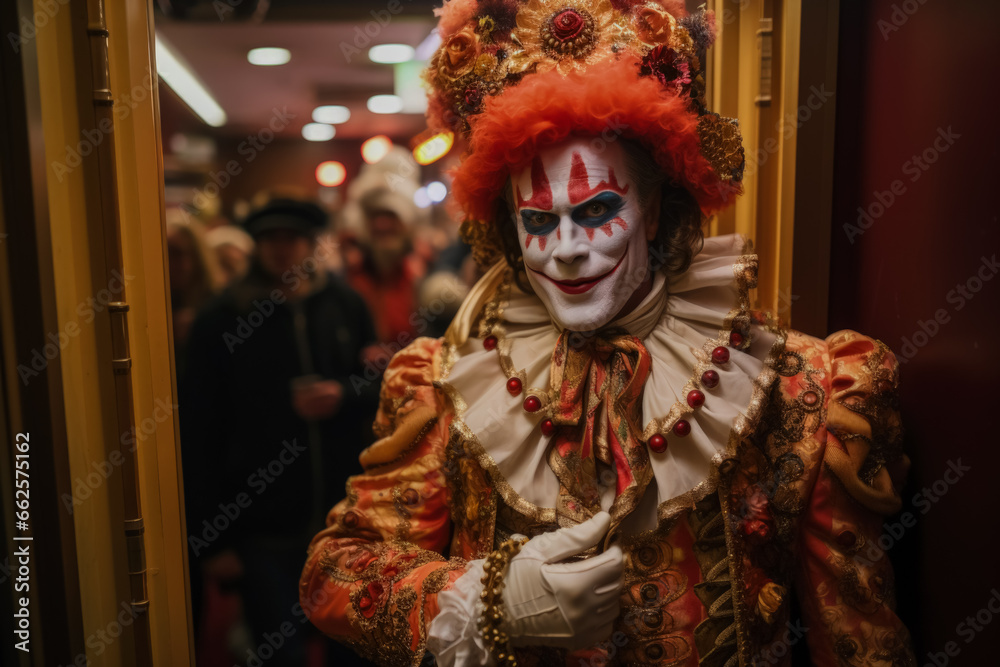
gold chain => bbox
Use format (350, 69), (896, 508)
(478, 536), (529, 666)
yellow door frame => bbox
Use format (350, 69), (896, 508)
(706, 0), (840, 335)
(1, 0), (193, 664)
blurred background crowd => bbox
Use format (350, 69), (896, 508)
(171, 136), (474, 667)
(157, 2), (481, 664)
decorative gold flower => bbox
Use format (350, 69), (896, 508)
(668, 22), (697, 62)
(633, 1), (677, 47)
(758, 582), (786, 623)
(440, 26), (480, 79)
(474, 52), (499, 77)
(478, 15), (496, 38)
(510, 0), (618, 76)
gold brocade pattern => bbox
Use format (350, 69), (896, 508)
(491, 498), (706, 667)
(301, 326), (915, 665)
(442, 426), (502, 558)
(319, 540), (465, 667)
(697, 114), (747, 183)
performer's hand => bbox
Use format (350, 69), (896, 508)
(503, 511), (623, 650)
(292, 378), (343, 421)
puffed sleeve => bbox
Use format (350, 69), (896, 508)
(299, 337), (468, 666)
(797, 330), (915, 666)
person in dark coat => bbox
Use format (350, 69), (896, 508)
(180, 197), (380, 666)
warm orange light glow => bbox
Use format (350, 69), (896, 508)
(361, 135), (392, 164)
(413, 131), (454, 165)
(315, 161), (346, 187)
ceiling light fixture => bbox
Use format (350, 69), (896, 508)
(248, 47), (291, 66)
(369, 44), (415, 64)
(302, 123), (335, 141)
(312, 105), (351, 125)
(155, 34), (227, 127)
(366, 94), (404, 114)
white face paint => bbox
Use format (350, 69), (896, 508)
(512, 139), (654, 331)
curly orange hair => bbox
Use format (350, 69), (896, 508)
(449, 57), (741, 224)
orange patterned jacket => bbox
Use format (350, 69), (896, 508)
(300, 255), (913, 667)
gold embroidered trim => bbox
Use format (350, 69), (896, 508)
(438, 381), (558, 524)
(437, 335), (460, 380)
(718, 488), (754, 667)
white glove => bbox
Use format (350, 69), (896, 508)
(503, 512), (623, 650)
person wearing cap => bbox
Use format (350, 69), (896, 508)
(180, 197), (380, 664)
(299, 2), (914, 666)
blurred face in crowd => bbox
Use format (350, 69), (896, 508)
(255, 228), (314, 280)
(367, 210), (408, 272)
(511, 139), (658, 331)
(215, 243), (249, 283)
(167, 226), (200, 295)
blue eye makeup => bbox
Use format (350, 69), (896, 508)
(518, 192), (625, 236)
(571, 192), (625, 228)
(520, 209), (559, 236)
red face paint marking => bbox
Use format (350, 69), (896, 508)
(524, 234), (547, 251)
(598, 217), (628, 239)
(567, 152), (630, 205)
(516, 155), (553, 210)
(556, 228), (561, 240)
(585, 227), (595, 241)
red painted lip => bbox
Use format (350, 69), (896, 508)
(530, 250), (627, 295)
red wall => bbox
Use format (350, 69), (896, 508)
(829, 1), (1000, 663)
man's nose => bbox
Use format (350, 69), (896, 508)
(550, 216), (587, 264)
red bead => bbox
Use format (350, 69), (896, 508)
(673, 420), (691, 437)
(701, 369), (720, 388)
(540, 419), (555, 436)
(803, 390), (818, 406)
(729, 331), (744, 348)
(711, 346), (730, 365)
(506, 377), (523, 396)
(358, 596), (372, 610)
(523, 395), (542, 412)
(483, 335), (498, 351)
(648, 434), (668, 453)
(687, 389), (705, 408)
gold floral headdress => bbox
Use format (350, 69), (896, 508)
(424, 0), (746, 262)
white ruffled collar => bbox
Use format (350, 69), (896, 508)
(438, 234), (785, 534)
